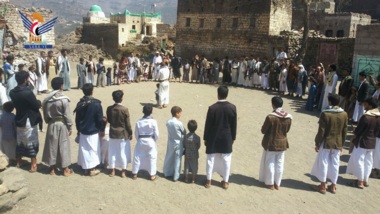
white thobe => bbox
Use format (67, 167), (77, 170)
(153, 56), (162, 79)
(163, 117), (185, 181)
(259, 150), (285, 186)
(261, 73), (269, 89)
(37, 57), (48, 92)
(346, 147), (373, 182)
(253, 62), (262, 85)
(77, 133), (101, 170)
(310, 143), (340, 184)
(158, 66), (170, 106)
(108, 138), (131, 169)
(207, 153), (232, 182)
(237, 61), (246, 86)
(132, 117), (159, 176)
(321, 73), (338, 110)
(100, 127), (109, 164)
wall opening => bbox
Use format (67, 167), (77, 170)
(336, 30), (344, 37)
(186, 18), (191, 27)
(216, 18), (221, 28)
(325, 30), (333, 37)
(199, 18), (204, 28)
(232, 18), (238, 28)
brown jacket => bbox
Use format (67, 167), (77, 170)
(261, 112), (292, 151)
(354, 108), (380, 149)
(106, 104), (132, 139)
(315, 109), (348, 149)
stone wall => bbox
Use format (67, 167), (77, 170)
(157, 24), (176, 39)
(176, 0), (292, 60)
(351, 24), (380, 88)
(81, 23), (119, 57)
(322, 13), (371, 38)
(2, 2), (55, 48)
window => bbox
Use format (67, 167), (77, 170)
(250, 18), (256, 28)
(216, 18), (221, 28)
(132, 25), (136, 30)
(325, 30), (333, 37)
(122, 28), (124, 32)
(232, 18), (238, 28)
(199, 18), (204, 28)
(186, 18), (191, 27)
(336, 30), (344, 37)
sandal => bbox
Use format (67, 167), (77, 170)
(151, 176), (157, 181)
(50, 170), (56, 176)
(347, 180), (364, 189)
(311, 184), (326, 194)
(204, 180), (211, 189)
(221, 181), (229, 190)
(328, 184), (336, 194)
(132, 174), (137, 180)
(363, 182), (369, 187)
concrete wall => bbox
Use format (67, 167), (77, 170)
(176, 0), (292, 60)
(352, 24), (380, 88)
(81, 23), (119, 57)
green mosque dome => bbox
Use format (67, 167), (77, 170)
(89, 5), (103, 12)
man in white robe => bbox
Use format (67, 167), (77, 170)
(204, 86), (237, 189)
(158, 61), (170, 108)
(321, 64), (338, 110)
(259, 97), (292, 190)
(310, 94), (347, 194)
(152, 51), (162, 81)
(132, 105), (159, 180)
(36, 51), (49, 94)
(74, 83), (105, 176)
(347, 98), (380, 188)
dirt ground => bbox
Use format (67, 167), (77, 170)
(8, 62), (380, 213)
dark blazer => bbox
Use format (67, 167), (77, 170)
(338, 76), (353, 98)
(9, 85), (42, 127)
(315, 110), (348, 149)
(354, 109), (380, 149)
(75, 96), (105, 135)
(204, 101), (237, 154)
(106, 104), (132, 139)
(357, 80), (369, 103)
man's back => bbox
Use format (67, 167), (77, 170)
(204, 101), (237, 154)
(315, 111), (348, 149)
(75, 97), (104, 135)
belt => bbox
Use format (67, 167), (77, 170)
(50, 117), (65, 123)
(139, 135), (153, 138)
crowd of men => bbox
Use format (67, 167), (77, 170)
(0, 47), (379, 194)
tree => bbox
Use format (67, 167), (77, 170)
(296, 0), (311, 64)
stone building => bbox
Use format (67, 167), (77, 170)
(82, 5), (163, 56)
(322, 13), (371, 38)
(175, 0), (292, 59)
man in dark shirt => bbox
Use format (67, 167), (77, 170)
(9, 71), (42, 172)
(74, 83), (105, 176)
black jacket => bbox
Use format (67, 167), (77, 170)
(9, 85), (42, 127)
(338, 76), (353, 98)
(75, 96), (105, 135)
(204, 101), (237, 154)
(357, 80), (369, 103)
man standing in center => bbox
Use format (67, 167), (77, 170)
(74, 83), (104, 176)
(310, 94), (348, 194)
(259, 96), (292, 190)
(204, 86), (237, 189)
